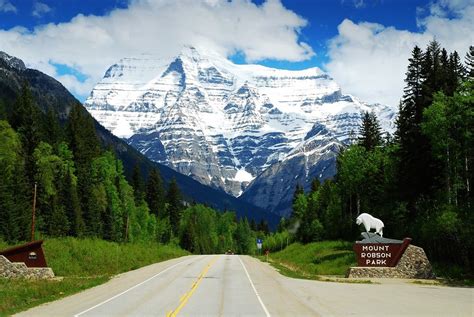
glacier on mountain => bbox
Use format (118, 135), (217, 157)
(84, 46), (396, 216)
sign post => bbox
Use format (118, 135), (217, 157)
(256, 238), (262, 255)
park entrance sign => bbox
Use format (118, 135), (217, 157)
(353, 234), (411, 267)
(348, 213), (434, 279)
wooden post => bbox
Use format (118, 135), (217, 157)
(31, 182), (37, 241)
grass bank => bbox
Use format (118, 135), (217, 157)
(261, 241), (474, 286)
(0, 237), (188, 316)
(261, 241), (360, 282)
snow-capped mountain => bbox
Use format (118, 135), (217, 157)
(0, 51), (26, 71)
(85, 46), (395, 216)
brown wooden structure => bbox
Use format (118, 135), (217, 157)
(353, 238), (411, 267)
(0, 240), (48, 267)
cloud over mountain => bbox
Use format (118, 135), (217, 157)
(325, 0), (474, 106)
(0, 0), (313, 99)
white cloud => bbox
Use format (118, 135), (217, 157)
(32, 1), (52, 18)
(0, 0), (16, 13)
(0, 0), (313, 100)
(326, 0), (474, 107)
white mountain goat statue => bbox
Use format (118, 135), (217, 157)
(356, 213), (384, 237)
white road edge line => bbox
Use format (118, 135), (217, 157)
(238, 255), (271, 317)
(73, 256), (196, 317)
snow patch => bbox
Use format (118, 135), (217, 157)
(113, 116), (134, 138)
(233, 168), (254, 182)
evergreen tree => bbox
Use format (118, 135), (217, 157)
(166, 178), (183, 233)
(395, 45), (423, 163)
(66, 104), (101, 165)
(0, 121), (29, 242)
(292, 183), (304, 206)
(465, 45), (474, 78)
(43, 107), (63, 147)
(56, 142), (84, 236)
(396, 42), (442, 204)
(358, 111), (382, 151)
(11, 84), (44, 185)
(439, 48), (450, 95)
(66, 104), (101, 233)
(421, 40), (442, 109)
(62, 170), (84, 236)
(146, 168), (166, 218)
(131, 163), (145, 203)
(446, 51), (465, 96)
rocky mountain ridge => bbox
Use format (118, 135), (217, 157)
(0, 50), (279, 225)
(85, 46), (396, 215)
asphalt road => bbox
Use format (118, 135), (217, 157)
(15, 255), (473, 317)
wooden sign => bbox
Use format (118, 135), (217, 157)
(0, 240), (48, 268)
(353, 238), (411, 267)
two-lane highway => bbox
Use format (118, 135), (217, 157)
(72, 255), (270, 317)
(15, 255), (473, 316)
(16, 255), (275, 317)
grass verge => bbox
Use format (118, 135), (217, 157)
(0, 237), (188, 316)
(261, 241), (473, 286)
(0, 277), (107, 317)
(259, 241), (372, 284)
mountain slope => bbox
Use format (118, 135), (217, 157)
(85, 46), (396, 216)
(0, 51), (279, 227)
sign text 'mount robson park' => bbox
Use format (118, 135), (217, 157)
(354, 241), (411, 267)
(360, 245), (391, 266)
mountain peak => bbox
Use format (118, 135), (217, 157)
(177, 45), (201, 60)
(0, 51), (26, 71)
(84, 49), (396, 215)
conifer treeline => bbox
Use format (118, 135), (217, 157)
(0, 90), (259, 253)
(0, 89), (174, 243)
(285, 42), (473, 274)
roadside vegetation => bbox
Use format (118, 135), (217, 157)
(0, 80), (267, 315)
(258, 241), (360, 282)
(0, 237), (187, 316)
(266, 241), (355, 277)
(275, 42), (474, 280)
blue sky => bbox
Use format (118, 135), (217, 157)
(0, 0), (472, 105)
(1, 0), (428, 69)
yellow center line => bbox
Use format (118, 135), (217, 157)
(166, 257), (219, 317)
